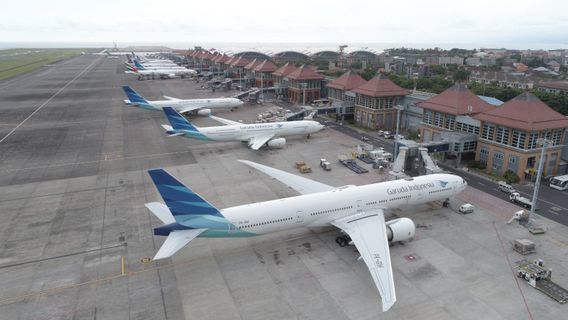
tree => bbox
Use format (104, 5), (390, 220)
(360, 66), (378, 81)
(453, 69), (470, 82)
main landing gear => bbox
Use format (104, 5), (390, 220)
(442, 198), (450, 208)
(335, 234), (351, 247)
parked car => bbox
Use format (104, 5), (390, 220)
(497, 181), (516, 194)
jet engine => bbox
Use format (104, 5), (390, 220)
(385, 218), (415, 243)
(197, 108), (212, 116)
(267, 138), (286, 149)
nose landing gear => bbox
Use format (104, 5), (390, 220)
(335, 234), (351, 247)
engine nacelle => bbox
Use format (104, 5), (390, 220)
(197, 108), (212, 116)
(267, 137), (286, 149)
(385, 218), (415, 243)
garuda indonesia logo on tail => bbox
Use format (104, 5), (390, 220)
(437, 180), (449, 188)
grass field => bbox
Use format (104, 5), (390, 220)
(0, 48), (100, 80)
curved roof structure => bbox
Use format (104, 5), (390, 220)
(348, 50), (377, 58)
(312, 51), (340, 61)
(272, 51), (310, 62)
(234, 51), (272, 60)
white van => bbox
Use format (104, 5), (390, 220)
(497, 181), (516, 194)
(459, 203), (475, 214)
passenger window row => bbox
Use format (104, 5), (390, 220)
(429, 188), (452, 194)
(310, 206), (353, 216)
(240, 217), (293, 229)
(389, 195), (411, 201)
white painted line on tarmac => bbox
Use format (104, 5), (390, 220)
(477, 182), (485, 186)
(0, 57), (101, 145)
(0, 150), (193, 173)
(548, 210), (559, 215)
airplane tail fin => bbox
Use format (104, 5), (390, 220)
(134, 60), (146, 70)
(122, 86), (148, 105)
(124, 63), (138, 73)
(162, 107), (199, 132)
(147, 169), (223, 220)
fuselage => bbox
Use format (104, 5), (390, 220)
(182, 120), (324, 142)
(165, 173), (466, 237)
(148, 98), (243, 111)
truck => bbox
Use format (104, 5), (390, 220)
(320, 158), (332, 171)
(516, 259), (568, 304)
(509, 192), (536, 210)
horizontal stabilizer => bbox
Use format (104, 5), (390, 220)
(154, 228), (207, 260)
(145, 202), (175, 224)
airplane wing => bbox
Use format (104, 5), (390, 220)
(248, 134), (275, 150)
(331, 209), (396, 312)
(238, 160), (334, 195)
(163, 96), (181, 101)
(209, 115), (241, 126)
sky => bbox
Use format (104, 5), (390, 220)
(1, 0), (567, 50)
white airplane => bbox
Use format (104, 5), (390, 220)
(121, 86), (243, 116)
(130, 60), (188, 71)
(125, 64), (196, 80)
(161, 107), (324, 149)
(145, 161), (467, 311)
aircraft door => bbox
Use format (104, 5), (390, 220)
(356, 200), (363, 213)
(228, 223), (237, 234)
(296, 210), (304, 223)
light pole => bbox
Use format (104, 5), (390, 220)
(301, 82), (307, 105)
(393, 104), (404, 160)
(529, 138), (551, 222)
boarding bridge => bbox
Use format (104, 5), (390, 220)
(389, 143), (444, 181)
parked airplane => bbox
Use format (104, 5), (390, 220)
(131, 60), (189, 71)
(124, 64), (196, 80)
(161, 107), (323, 149)
(145, 161), (467, 311)
(121, 86), (243, 115)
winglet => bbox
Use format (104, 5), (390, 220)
(162, 107), (199, 132)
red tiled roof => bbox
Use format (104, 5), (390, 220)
(224, 56), (236, 65)
(244, 58), (262, 70)
(214, 54), (230, 63)
(473, 92), (568, 131)
(326, 71), (367, 91)
(287, 64), (324, 80)
(352, 75), (410, 97)
(230, 56), (250, 67)
(253, 60), (278, 72)
(272, 63), (297, 77)
(417, 83), (494, 115)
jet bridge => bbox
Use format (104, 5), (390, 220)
(389, 140), (445, 180)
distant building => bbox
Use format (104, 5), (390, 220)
(352, 74), (410, 130)
(253, 60), (278, 88)
(286, 65), (325, 105)
(535, 81), (568, 94)
(470, 71), (534, 90)
(326, 71), (367, 117)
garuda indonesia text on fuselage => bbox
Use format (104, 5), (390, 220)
(145, 160), (467, 311)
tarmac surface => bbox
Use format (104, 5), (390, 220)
(0, 55), (567, 320)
